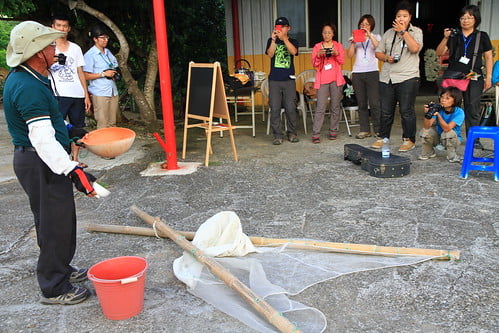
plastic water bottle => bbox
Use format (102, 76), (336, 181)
(382, 138), (390, 158)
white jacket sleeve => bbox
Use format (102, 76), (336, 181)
(27, 117), (78, 176)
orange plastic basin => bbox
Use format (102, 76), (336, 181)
(81, 127), (136, 158)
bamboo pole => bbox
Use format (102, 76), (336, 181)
(86, 223), (460, 261)
(129, 205), (301, 333)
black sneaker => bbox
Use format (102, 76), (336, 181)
(40, 286), (90, 305)
(69, 268), (88, 283)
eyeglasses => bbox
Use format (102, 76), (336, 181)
(460, 16), (474, 21)
(97, 36), (110, 40)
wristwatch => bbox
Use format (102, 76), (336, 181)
(100, 72), (105, 78)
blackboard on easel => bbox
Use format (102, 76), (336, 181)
(182, 62), (238, 166)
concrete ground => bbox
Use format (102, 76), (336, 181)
(0, 96), (497, 333)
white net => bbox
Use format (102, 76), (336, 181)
(173, 211), (438, 332)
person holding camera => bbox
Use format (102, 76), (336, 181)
(435, 5), (493, 149)
(266, 17), (300, 145)
(419, 87), (465, 163)
(347, 14), (381, 140)
(372, 1), (423, 152)
(83, 26), (119, 129)
(49, 14), (91, 129)
(310, 23), (345, 144)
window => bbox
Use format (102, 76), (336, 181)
(276, 0), (339, 49)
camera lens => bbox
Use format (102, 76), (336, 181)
(425, 102), (440, 119)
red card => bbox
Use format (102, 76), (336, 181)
(353, 29), (366, 43)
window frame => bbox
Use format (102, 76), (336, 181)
(274, 0), (341, 52)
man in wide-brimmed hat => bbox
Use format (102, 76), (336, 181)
(3, 21), (97, 305)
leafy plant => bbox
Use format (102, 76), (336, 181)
(0, 20), (18, 69)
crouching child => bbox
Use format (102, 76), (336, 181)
(419, 86), (464, 163)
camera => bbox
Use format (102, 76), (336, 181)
(324, 48), (332, 58)
(424, 102), (441, 119)
(449, 28), (459, 37)
(105, 68), (121, 81)
(393, 54), (400, 63)
(55, 53), (66, 65)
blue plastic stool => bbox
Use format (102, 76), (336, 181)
(460, 126), (499, 181)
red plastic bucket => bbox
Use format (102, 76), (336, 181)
(88, 256), (148, 320)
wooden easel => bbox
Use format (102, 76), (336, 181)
(182, 62), (238, 166)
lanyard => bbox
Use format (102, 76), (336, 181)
(361, 40), (370, 58)
(389, 31), (405, 58)
(462, 34), (473, 57)
(99, 51), (114, 68)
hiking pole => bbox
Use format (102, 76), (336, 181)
(129, 205), (301, 333)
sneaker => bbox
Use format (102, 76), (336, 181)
(272, 138), (283, 145)
(312, 137), (321, 144)
(69, 268), (88, 283)
(329, 133), (337, 140)
(418, 151), (436, 160)
(371, 139), (384, 149)
(399, 139), (415, 152)
(40, 286), (90, 305)
(447, 155), (461, 163)
(287, 134), (299, 143)
(355, 132), (372, 139)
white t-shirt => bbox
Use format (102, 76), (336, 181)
(352, 34), (381, 73)
(49, 41), (86, 98)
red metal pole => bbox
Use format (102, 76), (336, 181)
(152, 0), (179, 169)
(231, 0), (241, 62)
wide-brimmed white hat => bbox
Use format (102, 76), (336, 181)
(6, 21), (65, 67)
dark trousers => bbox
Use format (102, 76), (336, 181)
(269, 79), (297, 138)
(379, 78), (419, 142)
(352, 71), (381, 133)
(14, 150), (76, 298)
(56, 96), (86, 128)
(463, 79), (484, 134)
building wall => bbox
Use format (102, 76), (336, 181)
(225, 0), (498, 77)
(225, 0), (386, 75)
(476, 0), (499, 60)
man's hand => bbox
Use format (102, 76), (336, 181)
(68, 166), (96, 196)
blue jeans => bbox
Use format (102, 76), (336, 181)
(379, 78), (419, 142)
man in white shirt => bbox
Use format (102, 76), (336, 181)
(49, 14), (91, 128)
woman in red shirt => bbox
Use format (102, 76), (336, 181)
(311, 23), (345, 143)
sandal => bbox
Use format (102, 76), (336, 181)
(312, 137), (321, 144)
(329, 133), (337, 140)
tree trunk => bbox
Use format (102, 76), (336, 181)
(69, 0), (158, 125)
(144, 40), (158, 111)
